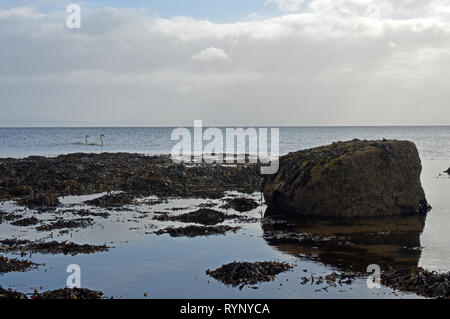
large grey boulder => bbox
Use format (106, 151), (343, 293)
(263, 139), (430, 218)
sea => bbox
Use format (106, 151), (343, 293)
(0, 126), (450, 299)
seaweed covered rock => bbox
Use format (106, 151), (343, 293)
(18, 192), (60, 209)
(153, 209), (226, 225)
(36, 288), (104, 299)
(382, 267), (450, 298)
(154, 225), (240, 237)
(263, 140), (430, 218)
(84, 192), (133, 208)
(0, 287), (104, 299)
(0, 286), (28, 299)
(222, 197), (259, 212)
(206, 261), (292, 287)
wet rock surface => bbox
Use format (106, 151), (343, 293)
(264, 139), (430, 218)
(206, 261), (292, 288)
(221, 197), (259, 212)
(84, 193), (133, 208)
(0, 239), (108, 255)
(0, 287), (104, 299)
(10, 216), (40, 227)
(153, 209), (232, 225)
(155, 225), (240, 237)
(36, 218), (93, 231)
(0, 153), (262, 202)
(18, 193), (60, 209)
(35, 288), (104, 299)
(382, 267), (450, 298)
(0, 255), (37, 273)
(0, 286), (28, 299)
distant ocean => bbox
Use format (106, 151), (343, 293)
(1, 126), (450, 159)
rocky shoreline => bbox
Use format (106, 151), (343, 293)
(0, 153), (262, 203)
(0, 150), (449, 299)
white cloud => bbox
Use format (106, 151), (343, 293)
(2, 1), (450, 125)
(192, 47), (229, 61)
(265, 0), (305, 12)
(389, 41), (398, 49)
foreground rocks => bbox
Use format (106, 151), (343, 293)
(0, 287), (104, 299)
(35, 288), (104, 299)
(264, 139), (430, 218)
(382, 267), (450, 298)
(206, 261), (292, 288)
(0, 255), (37, 273)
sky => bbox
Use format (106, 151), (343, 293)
(1, 0), (450, 126)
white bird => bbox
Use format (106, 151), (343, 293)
(87, 134), (105, 146)
(73, 135), (89, 145)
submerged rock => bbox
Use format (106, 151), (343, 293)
(263, 139), (430, 218)
(206, 261), (292, 288)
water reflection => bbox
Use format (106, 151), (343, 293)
(262, 214), (426, 273)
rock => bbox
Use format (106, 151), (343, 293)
(206, 261), (292, 288)
(18, 192), (60, 209)
(153, 209), (227, 225)
(0, 286), (28, 299)
(10, 216), (40, 227)
(36, 218), (93, 232)
(0, 153), (262, 201)
(0, 256), (37, 273)
(0, 239), (108, 256)
(382, 267), (450, 298)
(0, 287), (104, 299)
(263, 139), (430, 218)
(154, 225), (240, 237)
(84, 192), (133, 208)
(221, 197), (259, 212)
(36, 288), (104, 299)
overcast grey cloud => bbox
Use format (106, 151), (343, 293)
(1, 0), (450, 126)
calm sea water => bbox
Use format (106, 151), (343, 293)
(1, 126), (450, 299)
(1, 126), (450, 159)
